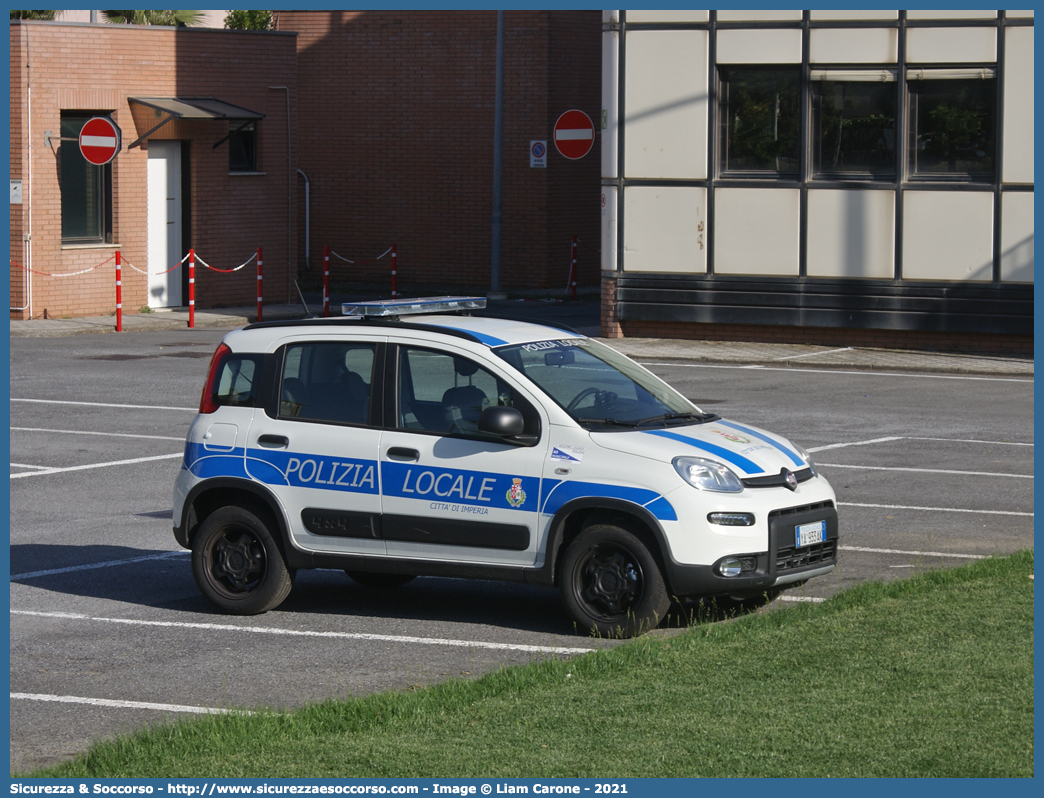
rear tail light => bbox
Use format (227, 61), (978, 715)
(199, 343), (232, 414)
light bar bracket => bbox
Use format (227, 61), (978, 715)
(341, 296), (487, 318)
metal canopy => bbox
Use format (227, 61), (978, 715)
(127, 97), (264, 148)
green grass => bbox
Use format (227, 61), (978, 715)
(25, 551), (1034, 778)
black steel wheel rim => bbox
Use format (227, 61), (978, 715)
(573, 543), (644, 623)
(205, 527), (267, 598)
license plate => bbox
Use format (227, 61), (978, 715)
(795, 520), (826, 548)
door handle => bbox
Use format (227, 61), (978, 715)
(386, 447), (420, 462)
(258, 434), (289, 448)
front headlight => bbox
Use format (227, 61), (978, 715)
(673, 456), (744, 493)
(793, 442), (817, 477)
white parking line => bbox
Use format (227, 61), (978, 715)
(808, 437), (904, 453)
(839, 545), (987, 560)
(11, 610), (596, 655)
(639, 362), (1033, 383)
(10, 452), (183, 479)
(838, 502), (1032, 518)
(773, 347), (853, 362)
(10, 692), (249, 716)
(11, 426), (185, 441)
(820, 463), (1032, 479)
(11, 398), (196, 411)
(11, 551), (187, 581)
(907, 436), (1033, 447)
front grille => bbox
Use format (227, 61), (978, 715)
(776, 539), (837, 572)
(743, 467), (814, 489)
(768, 500), (835, 519)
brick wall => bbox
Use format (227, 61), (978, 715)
(9, 22), (297, 319)
(278, 10), (601, 295)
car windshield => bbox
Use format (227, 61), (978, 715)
(495, 338), (714, 429)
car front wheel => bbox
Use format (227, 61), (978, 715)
(191, 506), (293, 615)
(558, 523), (670, 638)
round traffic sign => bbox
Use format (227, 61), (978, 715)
(78, 116), (121, 166)
(553, 109), (595, 160)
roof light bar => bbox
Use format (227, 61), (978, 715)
(341, 296), (487, 318)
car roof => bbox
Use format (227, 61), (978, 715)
(238, 313), (584, 349)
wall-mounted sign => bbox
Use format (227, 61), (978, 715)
(530, 140), (547, 168)
(11, 179), (23, 205)
(553, 110), (594, 160)
(79, 116), (122, 165)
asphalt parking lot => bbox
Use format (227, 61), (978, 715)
(8, 324), (1034, 773)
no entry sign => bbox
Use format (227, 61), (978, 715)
(78, 116), (121, 166)
(553, 110), (595, 160)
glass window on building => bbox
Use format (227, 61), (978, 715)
(59, 113), (112, 244)
(811, 70), (897, 179)
(907, 68), (996, 180)
(229, 121), (258, 172)
(719, 67), (800, 176)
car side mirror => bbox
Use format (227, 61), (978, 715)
(478, 405), (525, 437)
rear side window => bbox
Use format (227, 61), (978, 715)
(212, 354), (264, 408)
(279, 341), (376, 425)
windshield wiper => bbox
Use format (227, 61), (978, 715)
(577, 417), (642, 428)
(635, 412), (719, 426)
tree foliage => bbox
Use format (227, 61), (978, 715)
(10, 10), (62, 20)
(100, 10), (203, 26)
(223, 10), (272, 30)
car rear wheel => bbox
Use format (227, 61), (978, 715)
(558, 523), (670, 638)
(191, 506), (293, 615)
(344, 571), (416, 589)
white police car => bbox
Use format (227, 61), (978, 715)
(174, 297), (838, 637)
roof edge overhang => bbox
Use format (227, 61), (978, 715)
(127, 97), (265, 148)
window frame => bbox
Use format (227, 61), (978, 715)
(904, 66), (998, 183)
(59, 111), (114, 245)
(228, 120), (259, 173)
(810, 69), (899, 182)
(717, 65), (802, 179)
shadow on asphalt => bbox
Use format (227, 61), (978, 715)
(12, 543), (764, 639)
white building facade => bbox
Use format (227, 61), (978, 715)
(600, 10), (1033, 353)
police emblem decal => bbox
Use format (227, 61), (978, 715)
(506, 478), (527, 508)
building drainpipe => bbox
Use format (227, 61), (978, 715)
(297, 168), (310, 271)
(12, 26), (32, 315)
(269, 86), (292, 301)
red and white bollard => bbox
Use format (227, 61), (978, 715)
(569, 235), (578, 301)
(256, 247), (263, 322)
(115, 250), (123, 332)
(391, 243), (398, 299)
(322, 245), (331, 317)
(188, 248), (195, 329)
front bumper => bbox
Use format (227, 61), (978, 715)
(665, 500), (839, 598)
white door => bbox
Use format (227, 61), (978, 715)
(379, 341), (549, 568)
(147, 141), (181, 307)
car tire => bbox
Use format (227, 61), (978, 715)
(558, 523), (670, 638)
(191, 505), (293, 615)
(344, 571), (416, 589)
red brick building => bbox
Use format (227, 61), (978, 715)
(10, 11), (602, 320)
(278, 9), (600, 293)
(9, 20), (298, 319)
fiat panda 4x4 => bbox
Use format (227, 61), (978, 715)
(174, 297), (838, 637)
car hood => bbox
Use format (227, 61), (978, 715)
(590, 418), (809, 478)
